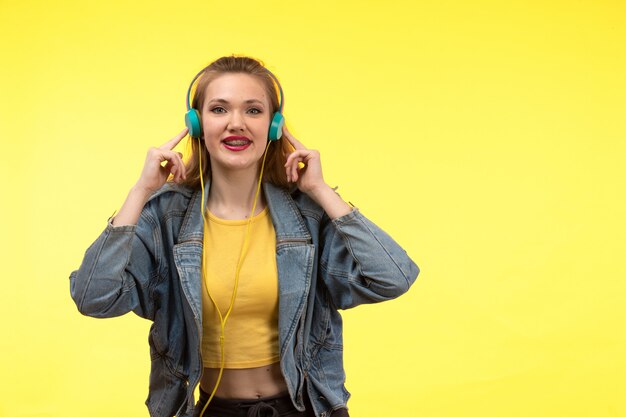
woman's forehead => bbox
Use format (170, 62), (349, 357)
(204, 73), (268, 102)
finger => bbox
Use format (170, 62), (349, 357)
(178, 153), (187, 181)
(160, 150), (186, 182)
(285, 162), (297, 183)
(160, 128), (189, 151)
(286, 150), (316, 168)
(291, 156), (303, 182)
(288, 151), (313, 182)
(285, 157), (299, 182)
(284, 160), (292, 182)
(282, 125), (307, 151)
(170, 164), (178, 180)
(284, 154), (300, 180)
(170, 151), (185, 180)
(169, 162), (182, 183)
(284, 149), (308, 166)
(292, 161), (299, 182)
(172, 152), (186, 181)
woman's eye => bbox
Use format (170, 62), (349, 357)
(248, 108), (261, 115)
(211, 107), (226, 114)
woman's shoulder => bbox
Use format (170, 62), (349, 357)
(282, 185), (327, 222)
(150, 181), (195, 199)
(144, 182), (196, 214)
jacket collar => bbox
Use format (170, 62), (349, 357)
(173, 179), (313, 361)
(177, 179), (209, 243)
(264, 183), (312, 243)
(177, 180), (311, 243)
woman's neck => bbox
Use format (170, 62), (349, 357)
(207, 166), (266, 220)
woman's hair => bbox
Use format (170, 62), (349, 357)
(180, 56), (292, 189)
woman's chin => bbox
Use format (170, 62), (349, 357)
(211, 156), (263, 176)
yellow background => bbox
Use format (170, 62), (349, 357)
(1, 0), (625, 416)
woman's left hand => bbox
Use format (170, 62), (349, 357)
(283, 126), (327, 195)
(282, 126), (353, 219)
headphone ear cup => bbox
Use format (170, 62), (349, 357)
(268, 112), (285, 141)
(185, 109), (203, 139)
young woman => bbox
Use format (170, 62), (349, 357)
(70, 56), (419, 417)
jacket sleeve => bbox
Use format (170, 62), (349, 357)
(318, 208), (419, 310)
(69, 209), (161, 320)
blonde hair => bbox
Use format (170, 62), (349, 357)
(180, 56), (292, 189)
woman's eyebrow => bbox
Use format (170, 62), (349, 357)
(244, 98), (265, 104)
(208, 98), (265, 105)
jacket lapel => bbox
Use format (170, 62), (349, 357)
(173, 182), (208, 323)
(264, 184), (314, 353)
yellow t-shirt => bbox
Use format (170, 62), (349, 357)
(201, 207), (280, 368)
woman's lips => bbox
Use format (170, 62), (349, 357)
(222, 136), (251, 151)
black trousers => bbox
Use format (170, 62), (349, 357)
(193, 387), (349, 417)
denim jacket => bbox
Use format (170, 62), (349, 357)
(70, 180), (419, 417)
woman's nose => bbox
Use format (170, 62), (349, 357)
(227, 111), (245, 131)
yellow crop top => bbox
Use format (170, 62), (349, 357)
(201, 207), (279, 368)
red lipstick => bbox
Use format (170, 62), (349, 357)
(222, 136), (252, 152)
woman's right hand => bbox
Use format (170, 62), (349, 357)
(135, 128), (189, 194)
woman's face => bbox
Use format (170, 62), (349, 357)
(201, 73), (272, 176)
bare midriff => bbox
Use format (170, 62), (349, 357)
(200, 362), (289, 399)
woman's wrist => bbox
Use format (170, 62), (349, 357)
(307, 183), (353, 220)
(111, 185), (153, 227)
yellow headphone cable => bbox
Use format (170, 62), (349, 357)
(197, 140), (272, 417)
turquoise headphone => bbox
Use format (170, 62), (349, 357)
(184, 67), (285, 141)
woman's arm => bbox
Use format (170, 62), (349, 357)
(69, 207), (161, 319)
(282, 127), (352, 219)
(70, 129), (188, 318)
(318, 208), (419, 309)
(112, 128), (188, 226)
(282, 126), (419, 309)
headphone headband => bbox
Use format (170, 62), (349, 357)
(265, 69), (284, 114)
(186, 68), (206, 111)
